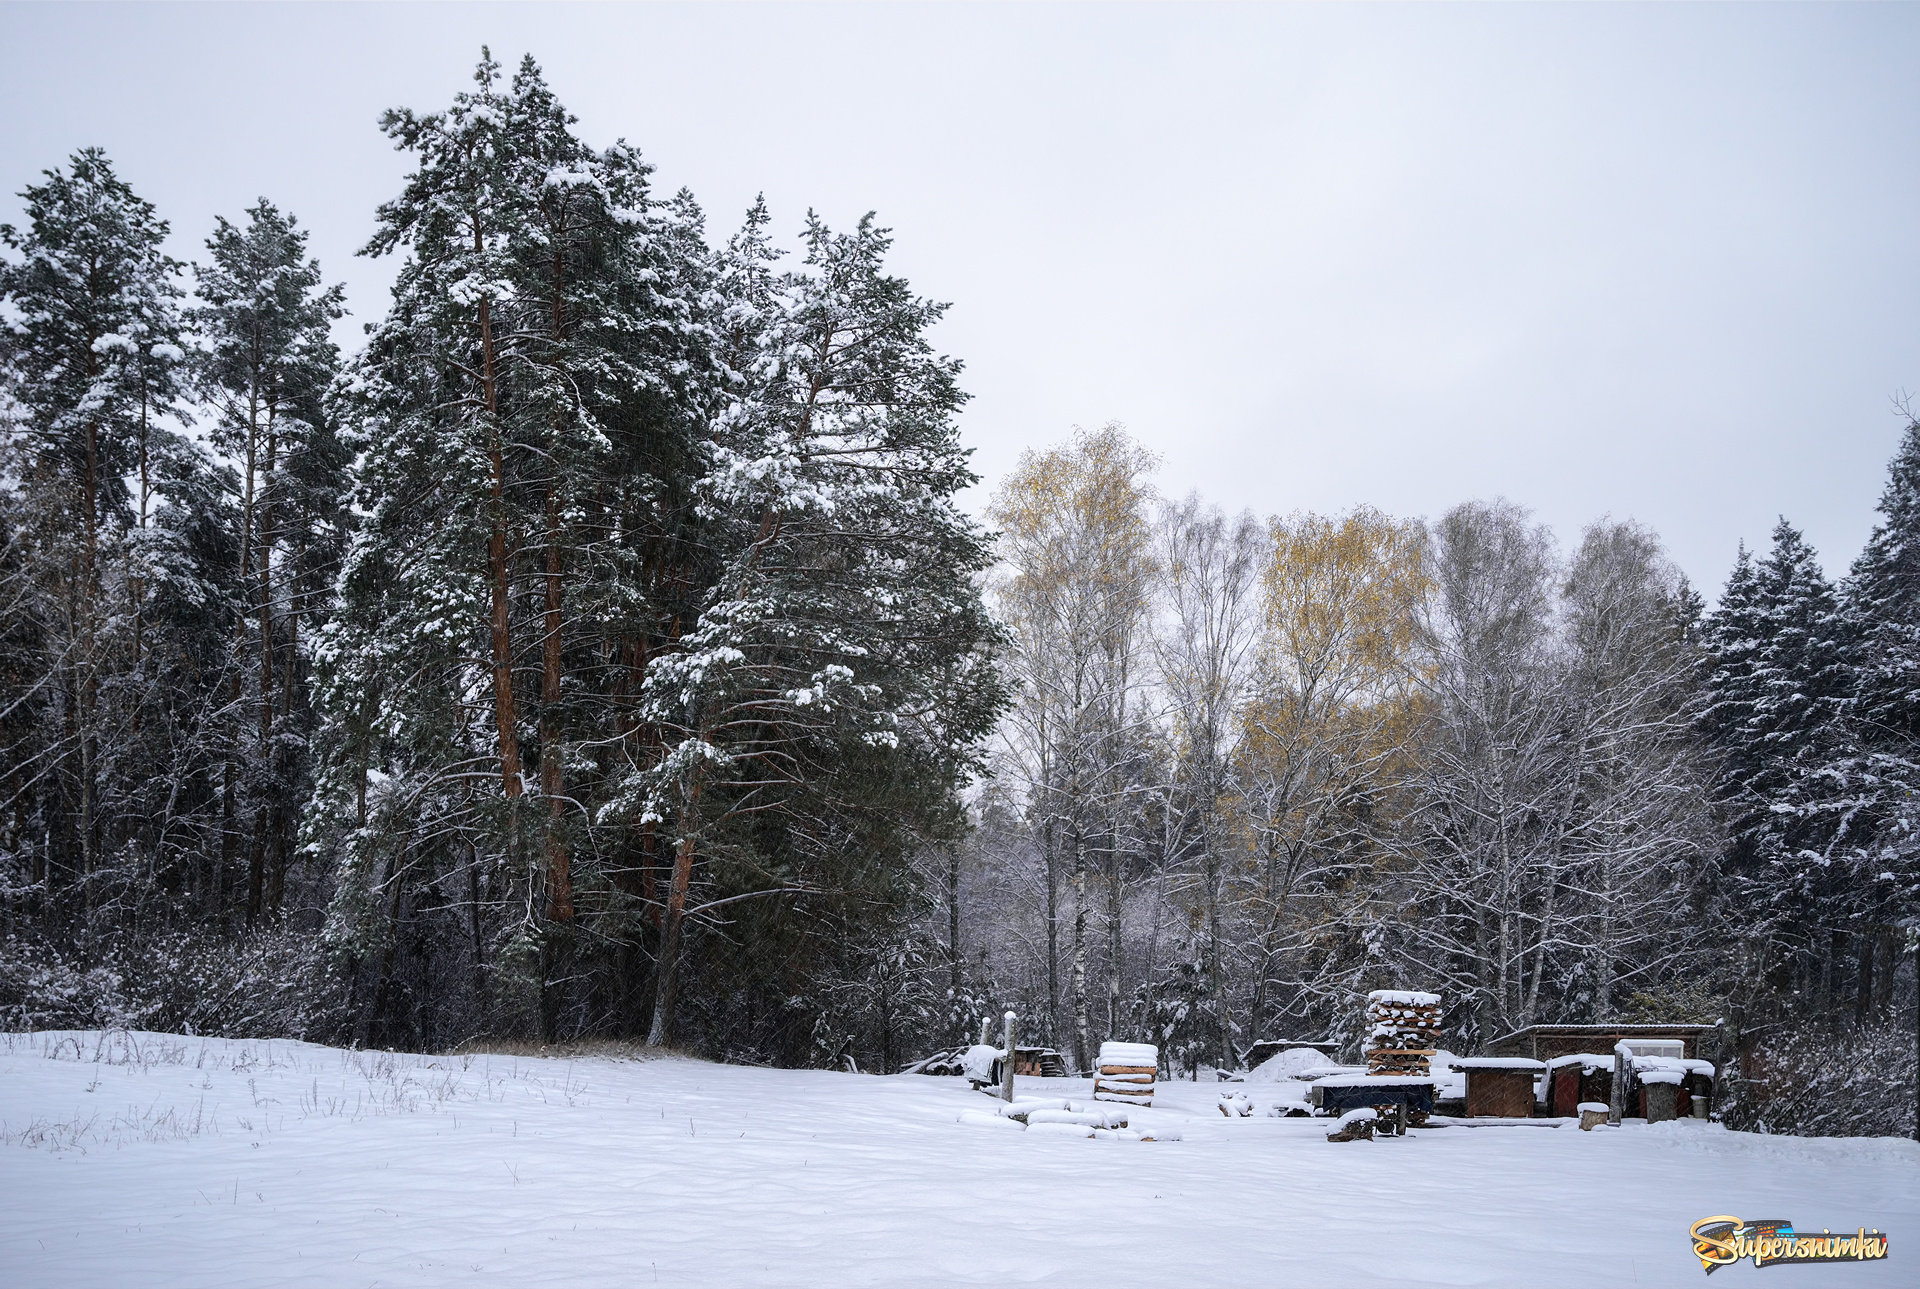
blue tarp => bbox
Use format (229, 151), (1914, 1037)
(1313, 1082), (1437, 1114)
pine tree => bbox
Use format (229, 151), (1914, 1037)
(310, 52), (708, 1041)
(193, 199), (347, 925)
(0, 148), (207, 937)
(631, 211), (1005, 1047)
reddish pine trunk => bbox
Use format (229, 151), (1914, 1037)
(646, 780), (701, 1047)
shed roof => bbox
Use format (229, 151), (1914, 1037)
(1488, 1022), (1713, 1047)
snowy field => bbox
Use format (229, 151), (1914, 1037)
(2, 1031), (1913, 1288)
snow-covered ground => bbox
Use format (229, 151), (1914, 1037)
(2, 1031), (1913, 1287)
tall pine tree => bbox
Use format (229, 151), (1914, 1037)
(0, 148), (219, 945)
(193, 199), (348, 927)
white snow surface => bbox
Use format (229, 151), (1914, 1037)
(3, 1030), (1915, 1288)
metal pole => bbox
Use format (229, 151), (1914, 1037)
(1002, 1010), (1017, 1104)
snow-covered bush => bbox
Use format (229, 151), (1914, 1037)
(0, 928), (343, 1039)
(0, 936), (144, 1030)
(119, 928), (346, 1039)
(1726, 1022), (1915, 1139)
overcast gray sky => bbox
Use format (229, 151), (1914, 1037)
(4, 2), (1917, 593)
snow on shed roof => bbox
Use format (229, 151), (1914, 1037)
(1543, 1053), (1619, 1071)
(1449, 1057), (1546, 1071)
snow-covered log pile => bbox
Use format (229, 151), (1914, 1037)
(954, 1095), (1179, 1140)
(1326, 1107), (1377, 1142)
(1093, 1041), (1159, 1105)
(1364, 990), (1443, 1076)
(899, 1046), (968, 1076)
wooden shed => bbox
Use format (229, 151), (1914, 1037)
(1543, 1053), (1616, 1117)
(1450, 1057), (1544, 1118)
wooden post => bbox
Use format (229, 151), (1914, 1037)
(1609, 1048), (1625, 1126)
(979, 1016), (992, 1047)
(1001, 1011), (1017, 1104)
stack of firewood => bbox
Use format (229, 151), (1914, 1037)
(1364, 990), (1442, 1077)
(1092, 1041), (1158, 1106)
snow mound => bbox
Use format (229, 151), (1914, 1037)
(1244, 1045), (1338, 1083)
(957, 1109), (1024, 1131)
(1027, 1107), (1127, 1129)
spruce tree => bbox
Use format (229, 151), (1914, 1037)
(1699, 519), (1854, 997)
(1828, 417), (1920, 1018)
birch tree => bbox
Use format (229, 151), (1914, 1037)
(989, 424), (1156, 1068)
(1153, 497), (1265, 1066)
(1392, 500), (1572, 1044)
(1232, 506), (1427, 1046)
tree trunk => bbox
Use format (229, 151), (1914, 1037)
(248, 413), (277, 926)
(1044, 816), (1060, 1045)
(1856, 930), (1877, 1028)
(467, 841), (488, 1023)
(1105, 828), (1123, 1043)
(647, 780), (702, 1047)
(1876, 931), (1897, 1020)
(1204, 820), (1228, 1068)
(541, 491), (572, 920)
(476, 247), (521, 801)
(1071, 826), (1089, 1073)
(647, 836), (695, 1048)
(77, 399), (98, 900)
(539, 240), (572, 920)
(947, 844), (962, 993)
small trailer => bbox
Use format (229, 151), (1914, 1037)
(1308, 1073), (1437, 1136)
